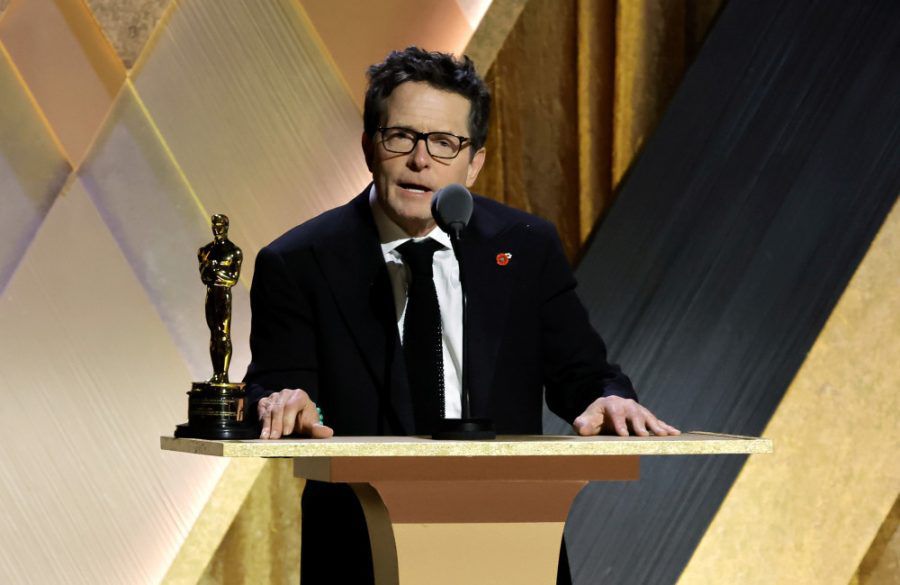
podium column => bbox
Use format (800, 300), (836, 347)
(294, 455), (640, 585)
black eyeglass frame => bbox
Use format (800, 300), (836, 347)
(377, 126), (471, 160)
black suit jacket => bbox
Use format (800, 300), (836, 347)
(243, 187), (637, 583)
(244, 187), (636, 432)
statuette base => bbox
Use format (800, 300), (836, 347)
(174, 381), (257, 440)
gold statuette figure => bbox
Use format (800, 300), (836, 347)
(201, 214), (241, 384)
(175, 214), (257, 439)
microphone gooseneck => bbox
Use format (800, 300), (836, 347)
(430, 184), (495, 440)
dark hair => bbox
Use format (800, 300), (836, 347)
(364, 47), (491, 151)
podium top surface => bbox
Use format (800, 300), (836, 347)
(160, 432), (771, 458)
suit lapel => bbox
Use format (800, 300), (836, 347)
(461, 199), (515, 418)
(313, 189), (414, 434)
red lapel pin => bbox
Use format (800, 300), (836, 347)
(496, 252), (512, 266)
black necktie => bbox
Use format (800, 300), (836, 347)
(397, 239), (445, 434)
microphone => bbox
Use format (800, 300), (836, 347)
(431, 183), (473, 238)
(430, 184), (495, 441)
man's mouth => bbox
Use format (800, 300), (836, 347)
(397, 181), (432, 194)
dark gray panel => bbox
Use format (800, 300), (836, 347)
(543, 1), (900, 583)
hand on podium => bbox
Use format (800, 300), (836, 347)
(257, 389), (334, 439)
(572, 395), (681, 437)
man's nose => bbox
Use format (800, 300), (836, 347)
(406, 139), (431, 170)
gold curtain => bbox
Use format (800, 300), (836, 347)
(473, 0), (725, 260)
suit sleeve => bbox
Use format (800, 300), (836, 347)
(536, 223), (638, 423)
(243, 245), (319, 420)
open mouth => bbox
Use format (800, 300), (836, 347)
(397, 181), (432, 194)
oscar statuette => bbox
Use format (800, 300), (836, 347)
(174, 214), (257, 439)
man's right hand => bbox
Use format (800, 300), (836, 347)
(257, 388), (334, 439)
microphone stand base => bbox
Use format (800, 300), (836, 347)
(432, 418), (496, 440)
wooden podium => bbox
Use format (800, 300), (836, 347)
(162, 433), (770, 584)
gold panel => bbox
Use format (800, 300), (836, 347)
(163, 459), (268, 585)
(0, 0), (125, 165)
(463, 0), (528, 73)
(0, 180), (227, 585)
(300, 0), (474, 109)
(471, 0), (582, 257)
(852, 495), (899, 585)
(678, 201), (900, 584)
(84, 0), (172, 68)
(197, 460), (303, 585)
(132, 0), (371, 279)
(612, 0), (723, 186)
(576, 0), (615, 241)
(473, 0), (724, 258)
(0, 42), (71, 291)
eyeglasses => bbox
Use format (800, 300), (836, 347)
(378, 126), (470, 160)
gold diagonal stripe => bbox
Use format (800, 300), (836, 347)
(161, 459), (267, 585)
(678, 199), (900, 584)
(464, 0), (530, 73)
(0, 39), (70, 169)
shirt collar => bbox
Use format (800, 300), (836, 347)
(368, 184), (452, 254)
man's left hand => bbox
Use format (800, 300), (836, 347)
(572, 395), (681, 436)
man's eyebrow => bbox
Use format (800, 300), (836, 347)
(386, 124), (457, 134)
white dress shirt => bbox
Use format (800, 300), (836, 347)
(369, 186), (463, 418)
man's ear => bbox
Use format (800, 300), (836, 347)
(361, 132), (374, 172)
(465, 147), (487, 188)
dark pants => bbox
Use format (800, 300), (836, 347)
(300, 481), (572, 584)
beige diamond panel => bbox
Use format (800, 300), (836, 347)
(77, 81), (249, 380)
(0, 43), (70, 293)
(0, 0), (125, 165)
(0, 181), (227, 584)
(0, 1), (486, 583)
(131, 0), (372, 275)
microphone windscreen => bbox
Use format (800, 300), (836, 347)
(431, 183), (473, 234)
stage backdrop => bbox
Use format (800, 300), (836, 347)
(0, 1), (896, 584)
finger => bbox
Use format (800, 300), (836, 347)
(630, 412), (650, 436)
(309, 423), (335, 439)
(269, 396), (286, 439)
(297, 402), (320, 436)
(573, 412), (603, 436)
(608, 409), (629, 436)
(644, 413), (670, 436)
(662, 421), (682, 435)
(281, 392), (309, 436)
(258, 399), (272, 439)
(295, 402), (333, 439)
(281, 404), (302, 437)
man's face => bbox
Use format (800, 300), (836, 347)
(363, 81), (486, 237)
(212, 217), (227, 237)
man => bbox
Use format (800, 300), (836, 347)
(244, 47), (679, 583)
